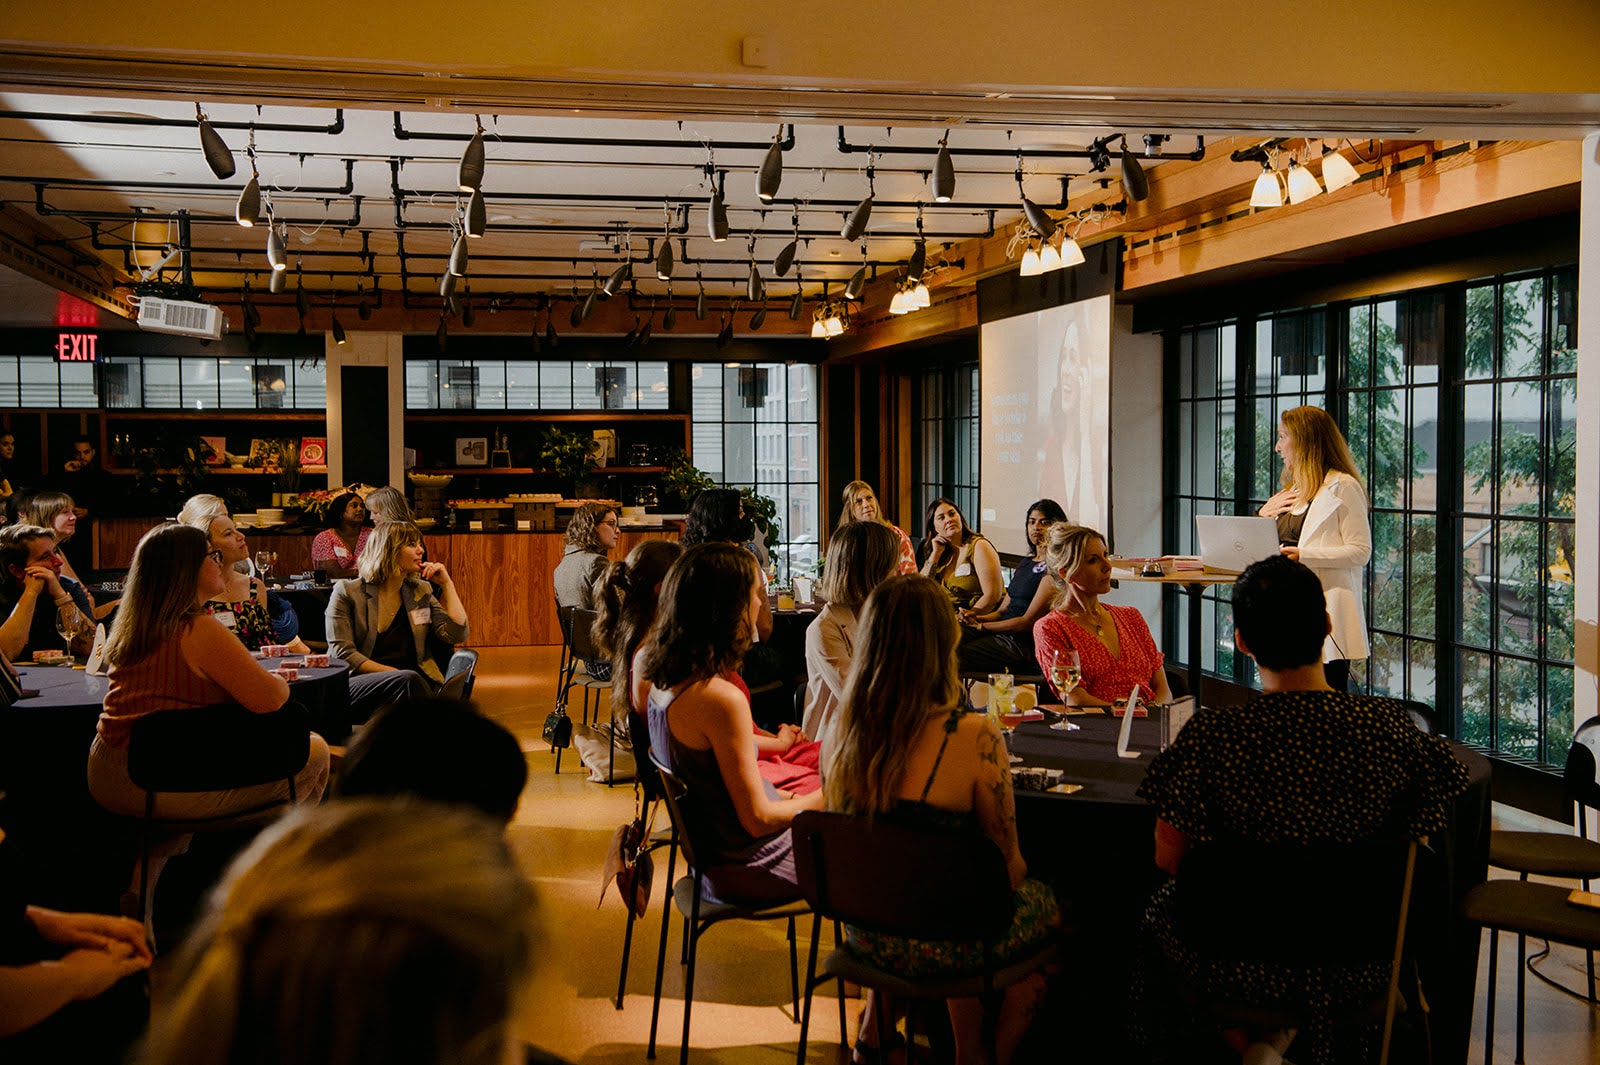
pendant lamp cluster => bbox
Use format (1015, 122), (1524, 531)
(889, 210), (932, 314)
(1244, 139), (1364, 209)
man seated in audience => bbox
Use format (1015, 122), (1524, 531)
(0, 525), (93, 661)
(1130, 555), (1468, 1063)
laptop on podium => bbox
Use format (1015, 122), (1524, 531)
(1195, 515), (1282, 574)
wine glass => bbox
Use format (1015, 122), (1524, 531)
(254, 549), (277, 584)
(1049, 648), (1083, 731)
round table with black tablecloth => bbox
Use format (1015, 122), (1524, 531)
(1007, 713), (1490, 1063)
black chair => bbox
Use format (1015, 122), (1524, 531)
(438, 647), (479, 701)
(1170, 838), (1430, 1065)
(614, 709), (679, 1010)
(1392, 697), (1440, 735)
(1471, 716), (1600, 1062)
(647, 756), (807, 1064)
(125, 701), (312, 921)
(790, 809), (1058, 1065)
(1461, 878), (1600, 1065)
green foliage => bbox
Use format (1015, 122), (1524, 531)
(658, 448), (716, 509)
(535, 427), (599, 488)
(129, 432), (214, 512)
(738, 486), (782, 551)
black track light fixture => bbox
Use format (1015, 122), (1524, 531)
(439, 271), (458, 301)
(294, 262), (310, 320)
(845, 243), (869, 301)
(357, 276), (373, 321)
(196, 103), (235, 180)
(695, 268), (708, 321)
(241, 276), (262, 329)
(435, 314), (449, 352)
(746, 237), (763, 302)
(236, 130), (261, 227)
(841, 162), (875, 242)
(448, 229), (469, 277)
(656, 209), (675, 280)
(331, 310), (347, 345)
(774, 210), (799, 276)
(1017, 155), (1057, 239)
(1120, 136), (1150, 203)
(466, 187), (487, 238)
(458, 115), (485, 192)
(603, 257), (631, 297)
(269, 263), (287, 294)
(907, 206), (928, 283)
(663, 283), (678, 331)
(789, 278), (805, 321)
(705, 155), (729, 242)
(266, 215), (288, 273)
(461, 284), (476, 328)
(931, 131), (956, 203)
(757, 127), (784, 202)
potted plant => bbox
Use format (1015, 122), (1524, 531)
(658, 448), (715, 513)
(536, 426), (599, 495)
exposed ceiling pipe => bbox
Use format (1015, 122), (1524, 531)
(392, 114), (796, 154)
(0, 107), (345, 134)
(837, 127), (1207, 162)
(0, 159), (358, 197)
(31, 184), (365, 229)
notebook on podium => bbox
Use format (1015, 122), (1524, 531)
(1195, 515), (1282, 575)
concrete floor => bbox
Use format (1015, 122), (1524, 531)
(474, 646), (1597, 1064)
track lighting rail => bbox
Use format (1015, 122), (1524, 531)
(836, 128), (1205, 162)
(30, 185), (366, 229)
(0, 108), (346, 134)
(0, 159), (358, 197)
(392, 114), (797, 154)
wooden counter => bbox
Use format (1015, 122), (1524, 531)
(97, 518), (677, 647)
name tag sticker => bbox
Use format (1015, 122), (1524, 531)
(213, 611), (237, 628)
(409, 607), (431, 626)
(1033, 561), (1048, 573)
(954, 563), (973, 577)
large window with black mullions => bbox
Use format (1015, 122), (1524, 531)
(1166, 266), (1578, 767)
(913, 361), (981, 542)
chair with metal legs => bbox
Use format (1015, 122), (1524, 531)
(614, 709), (677, 1010)
(646, 756), (808, 1064)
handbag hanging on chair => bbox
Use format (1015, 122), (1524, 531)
(543, 706), (572, 748)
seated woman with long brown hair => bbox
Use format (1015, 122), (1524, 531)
(639, 543), (823, 902)
(827, 575), (1057, 1065)
(87, 524), (329, 821)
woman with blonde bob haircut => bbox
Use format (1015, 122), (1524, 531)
(1257, 404), (1371, 691)
(327, 521), (469, 719)
(14, 488), (113, 619)
(826, 575), (1057, 1065)
(144, 799), (548, 1065)
(835, 479), (917, 574)
(801, 520), (901, 745)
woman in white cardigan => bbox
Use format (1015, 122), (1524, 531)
(1258, 405), (1371, 691)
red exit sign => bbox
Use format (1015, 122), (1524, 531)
(55, 332), (98, 362)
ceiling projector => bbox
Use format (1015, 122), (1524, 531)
(136, 297), (228, 340)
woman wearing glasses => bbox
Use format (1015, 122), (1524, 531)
(88, 523), (329, 821)
(554, 502), (621, 612)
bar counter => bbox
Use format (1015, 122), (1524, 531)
(98, 517), (678, 647)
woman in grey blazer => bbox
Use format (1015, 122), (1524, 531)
(327, 521), (469, 719)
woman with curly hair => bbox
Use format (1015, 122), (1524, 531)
(553, 501), (620, 612)
(309, 492), (370, 580)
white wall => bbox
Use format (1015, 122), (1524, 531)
(1109, 304), (1164, 629)
(1575, 134), (1599, 735)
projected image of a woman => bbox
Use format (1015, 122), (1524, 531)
(1037, 316), (1102, 525)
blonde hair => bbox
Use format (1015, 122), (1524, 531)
(824, 575), (963, 816)
(364, 486), (415, 525)
(145, 799), (538, 1065)
(15, 490), (76, 543)
(1041, 524), (1106, 606)
(178, 493), (229, 532)
(357, 521), (423, 584)
(1280, 405), (1364, 503)
(104, 524), (208, 667)
(836, 479), (886, 531)
(819, 520), (900, 610)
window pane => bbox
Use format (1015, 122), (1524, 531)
(1464, 284), (1496, 378)
(1501, 277), (1544, 377)
(19, 357), (58, 405)
(1495, 657), (1539, 759)
(538, 361), (573, 409)
(506, 362), (538, 409)
(142, 358), (182, 408)
(1373, 300), (1403, 387)
(1458, 650), (1493, 747)
(637, 361), (670, 409)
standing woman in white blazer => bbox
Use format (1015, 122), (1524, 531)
(1258, 405), (1371, 691)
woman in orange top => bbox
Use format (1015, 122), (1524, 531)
(87, 523), (329, 822)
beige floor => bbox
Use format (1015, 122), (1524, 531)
(476, 647), (1598, 1064)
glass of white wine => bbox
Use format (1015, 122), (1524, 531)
(1049, 648), (1082, 731)
(254, 549), (277, 584)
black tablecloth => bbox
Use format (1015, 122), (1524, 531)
(1009, 715), (1491, 1064)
